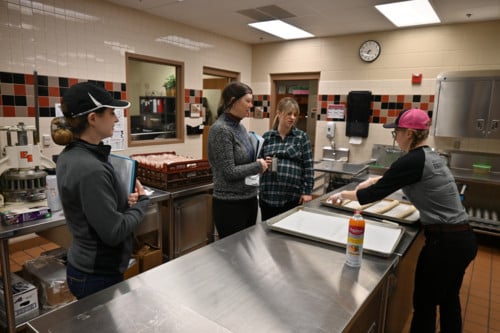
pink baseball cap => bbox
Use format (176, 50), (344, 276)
(383, 108), (431, 130)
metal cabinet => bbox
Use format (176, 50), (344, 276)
(173, 193), (213, 257)
(162, 184), (214, 260)
(433, 70), (500, 139)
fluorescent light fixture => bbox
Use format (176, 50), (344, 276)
(155, 35), (214, 51)
(375, 0), (440, 27)
(248, 19), (314, 40)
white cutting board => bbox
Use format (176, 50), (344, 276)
(270, 210), (403, 256)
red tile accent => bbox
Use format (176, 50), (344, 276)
(3, 106), (16, 117)
(121, 92), (127, 100)
(327, 95), (334, 101)
(404, 102), (412, 109)
(184, 89), (190, 96)
(372, 109), (380, 117)
(105, 81), (113, 91)
(420, 102), (429, 110)
(39, 96), (49, 107)
(397, 95), (404, 102)
(429, 95), (435, 102)
(381, 95), (389, 102)
(321, 101), (327, 108)
(185, 96), (190, 103)
(14, 84), (26, 96)
(388, 109), (398, 117)
(69, 78), (79, 86)
(195, 96), (201, 103)
(28, 106), (36, 117)
(25, 74), (34, 85)
(380, 116), (387, 124)
(49, 87), (60, 97)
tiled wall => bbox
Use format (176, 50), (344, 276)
(1, 0), (500, 159)
(0, 72), (126, 117)
(250, 93), (434, 125)
(0, 72), (209, 119)
(317, 94), (434, 124)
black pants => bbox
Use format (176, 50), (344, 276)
(410, 227), (477, 333)
(212, 197), (258, 239)
(259, 200), (300, 222)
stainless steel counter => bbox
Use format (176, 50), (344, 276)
(26, 191), (420, 333)
(0, 189), (169, 333)
(314, 160), (369, 176)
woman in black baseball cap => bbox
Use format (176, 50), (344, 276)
(54, 82), (150, 299)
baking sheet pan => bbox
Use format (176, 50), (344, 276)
(266, 207), (404, 257)
(320, 198), (420, 224)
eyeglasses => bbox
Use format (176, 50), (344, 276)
(391, 127), (409, 139)
(391, 128), (404, 139)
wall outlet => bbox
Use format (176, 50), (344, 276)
(42, 134), (51, 147)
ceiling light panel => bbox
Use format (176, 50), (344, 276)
(375, 0), (441, 27)
(248, 19), (314, 40)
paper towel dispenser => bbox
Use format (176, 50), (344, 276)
(346, 91), (372, 138)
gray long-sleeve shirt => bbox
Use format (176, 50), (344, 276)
(208, 113), (262, 200)
(357, 146), (467, 225)
(56, 140), (150, 275)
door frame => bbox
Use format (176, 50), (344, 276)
(202, 67), (241, 159)
(270, 72), (320, 149)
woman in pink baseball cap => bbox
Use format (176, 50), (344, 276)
(329, 108), (477, 333)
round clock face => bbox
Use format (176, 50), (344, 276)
(359, 40), (381, 63)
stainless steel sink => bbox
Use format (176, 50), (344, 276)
(322, 146), (349, 162)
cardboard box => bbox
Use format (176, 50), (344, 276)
(23, 257), (75, 309)
(0, 273), (39, 325)
(134, 245), (163, 272)
(1, 206), (51, 225)
(124, 258), (139, 279)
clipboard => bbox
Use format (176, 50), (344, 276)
(109, 154), (137, 194)
(248, 131), (264, 160)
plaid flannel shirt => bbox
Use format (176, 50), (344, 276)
(259, 127), (314, 207)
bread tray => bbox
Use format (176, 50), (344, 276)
(320, 197), (420, 225)
(266, 206), (404, 257)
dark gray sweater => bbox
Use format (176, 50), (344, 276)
(208, 113), (262, 200)
(56, 140), (150, 275)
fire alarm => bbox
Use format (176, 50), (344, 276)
(412, 73), (423, 84)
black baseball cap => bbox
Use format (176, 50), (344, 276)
(62, 82), (130, 117)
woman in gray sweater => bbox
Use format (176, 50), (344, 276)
(208, 82), (267, 238)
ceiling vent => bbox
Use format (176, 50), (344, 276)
(237, 5), (295, 21)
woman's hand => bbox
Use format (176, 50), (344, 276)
(299, 194), (312, 204)
(328, 192), (344, 205)
(264, 156), (273, 168)
(128, 180), (146, 206)
(257, 158), (268, 173)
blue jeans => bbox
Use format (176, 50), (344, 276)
(66, 262), (123, 299)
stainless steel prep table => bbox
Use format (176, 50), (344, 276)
(26, 195), (419, 333)
(314, 160), (369, 194)
(0, 189), (169, 333)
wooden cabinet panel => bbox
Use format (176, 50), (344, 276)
(173, 193), (213, 257)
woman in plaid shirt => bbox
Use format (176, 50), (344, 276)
(259, 97), (314, 221)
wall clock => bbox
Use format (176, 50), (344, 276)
(359, 40), (381, 63)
